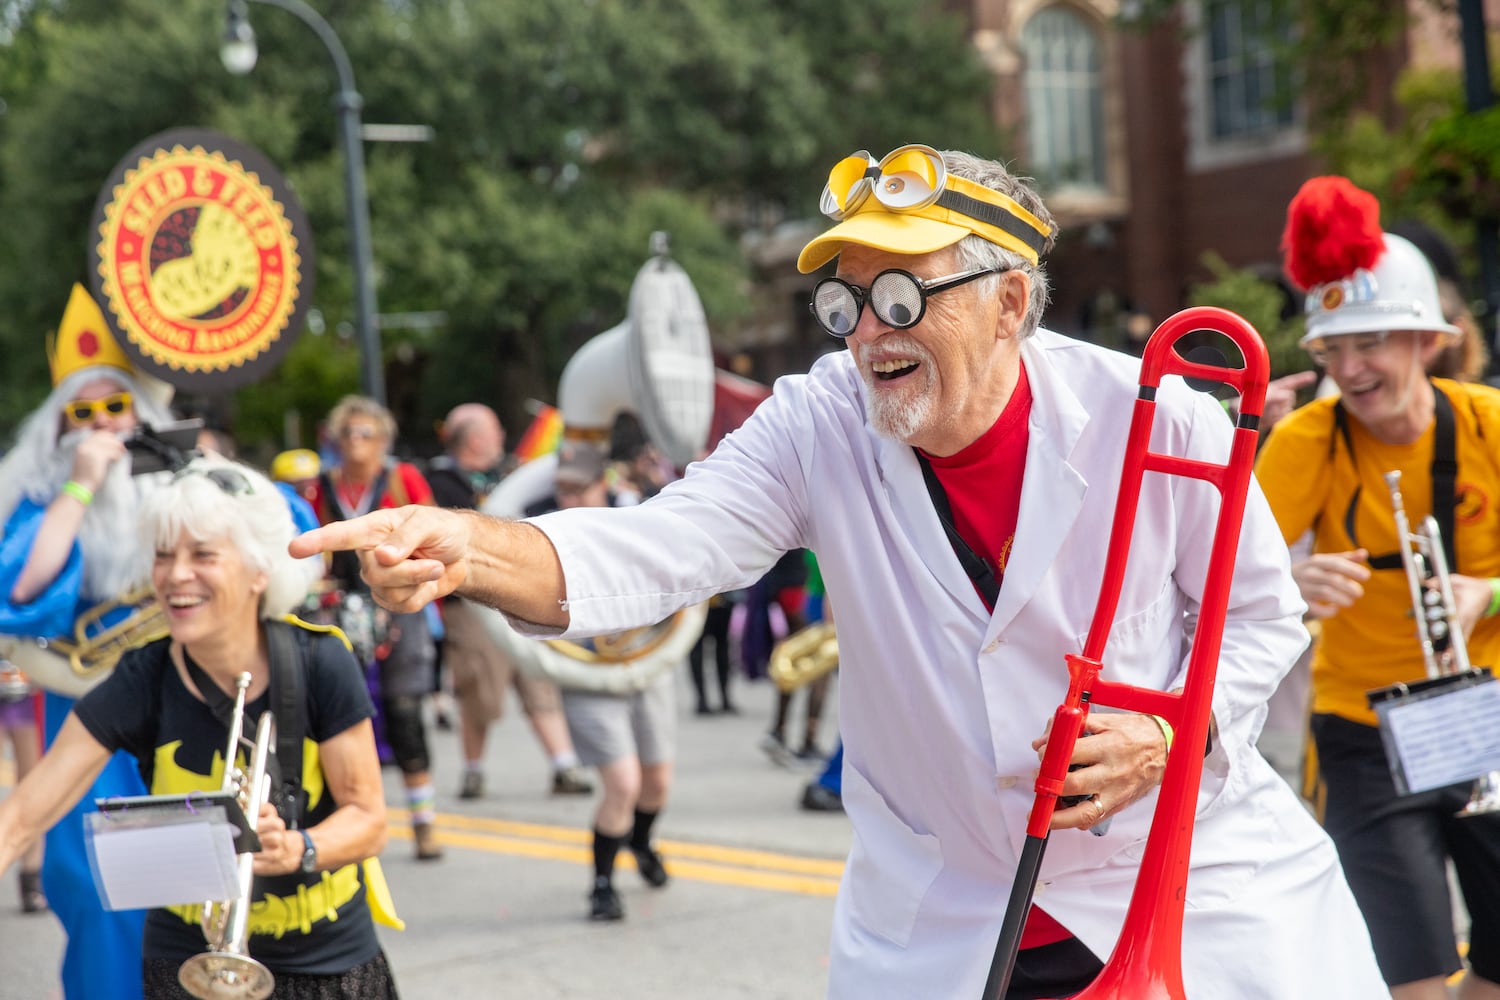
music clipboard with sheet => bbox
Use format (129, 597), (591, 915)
(84, 791), (258, 911)
(1367, 667), (1500, 796)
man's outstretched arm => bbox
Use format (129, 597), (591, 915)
(289, 506), (569, 628)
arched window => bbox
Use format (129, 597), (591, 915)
(1022, 6), (1105, 190)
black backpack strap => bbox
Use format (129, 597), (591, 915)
(1430, 385), (1458, 571)
(266, 619), (308, 828)
(914, 449), (1001, 610)
(1332, 384), (1458, 572)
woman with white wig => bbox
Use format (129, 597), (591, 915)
(0, 456), (400, 998)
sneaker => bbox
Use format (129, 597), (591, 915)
(459, 770), (484, 800)
(552, 766), (594, 796)
(800, 783), (844, 813)
(631, 845), (670, 888)
(413, 821), (445, 861)
(758, 732), (795, 768)
(589, 880), (624, 921)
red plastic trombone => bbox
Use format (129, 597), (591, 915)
(984, 306), (1270, 1000)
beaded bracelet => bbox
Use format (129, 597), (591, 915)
(60, 480), (94, 506)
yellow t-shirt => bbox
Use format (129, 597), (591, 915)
(1255, 379), (1500, 726)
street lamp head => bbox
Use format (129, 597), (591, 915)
(221, 0), (258, 76)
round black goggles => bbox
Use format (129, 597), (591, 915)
(809, 266), (1001, 338)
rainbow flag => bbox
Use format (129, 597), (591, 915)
(514, 404), (565, 462)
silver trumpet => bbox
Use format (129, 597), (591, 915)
(179, 672), (278, 999)
(1386, 470), (1500, 816)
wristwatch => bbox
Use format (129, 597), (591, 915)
(298, 829), (317, 874)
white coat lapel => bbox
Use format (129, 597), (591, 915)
(986, 337), (1090, 638)
(871, 432), (992, 624)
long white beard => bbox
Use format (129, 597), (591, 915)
(45, 432), (153, 603)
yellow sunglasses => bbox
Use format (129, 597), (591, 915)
(64, 391), (133, 426)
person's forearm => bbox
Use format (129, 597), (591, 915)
(303, 802), (388, 870)
(453, 512), (570, 629)
(10, 496), (87, 605)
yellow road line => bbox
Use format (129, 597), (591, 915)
(390, 812), (844, 897)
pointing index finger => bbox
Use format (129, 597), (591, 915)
(288, 516), (395, 560)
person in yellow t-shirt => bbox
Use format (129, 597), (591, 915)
(1257, 176), (1500, 1000)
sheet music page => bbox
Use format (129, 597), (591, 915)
(1386, 681), (1500, 794)
(86, 812), (241, 911)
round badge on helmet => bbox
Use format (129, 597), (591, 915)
(1321, 285), (1345, 311)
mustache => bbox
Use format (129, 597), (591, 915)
(854, 336), (933, 370)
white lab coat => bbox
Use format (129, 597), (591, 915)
(524, 330), (1385, 998)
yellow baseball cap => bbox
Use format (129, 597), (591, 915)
(270, 448), (320, 482)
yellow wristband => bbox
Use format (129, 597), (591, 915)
(1487, 578), (1500, 619)
(1147, 714), (1174, 753)
(60, 480), (94, 506)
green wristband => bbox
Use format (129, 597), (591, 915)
(1487, 578), (1500, 619)
(60, 480), (94, 506)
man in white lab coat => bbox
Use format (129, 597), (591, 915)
(292, 146), (1385, 998)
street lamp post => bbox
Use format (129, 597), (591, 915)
(222, 0), (385, 405)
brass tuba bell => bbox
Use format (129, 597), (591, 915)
(768, 621), (839, 693)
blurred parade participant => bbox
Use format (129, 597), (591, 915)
(526, 442), (674, 922)
(310, 395), (444, 861)
(1257, 177), (1500, 999)
(425, 403), (591, 800)
(291, 145), (1385, 997)
(0, 284), (175, 999)
(0, 657), (47, 912)
(0, 456), (400, 997)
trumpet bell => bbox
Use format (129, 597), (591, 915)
(177, 952), (275, 999)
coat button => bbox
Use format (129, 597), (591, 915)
(983, 638), (1002, 653)
(997, 776), (1019, 790)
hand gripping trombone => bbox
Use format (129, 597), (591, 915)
(983, 307), (1270, 1000)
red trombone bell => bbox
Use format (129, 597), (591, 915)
(985, 306), (1271, 1000)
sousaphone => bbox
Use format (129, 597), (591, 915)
(476, 235), (715, 693)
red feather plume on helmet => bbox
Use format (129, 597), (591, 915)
(1280, 176), (1386, 291)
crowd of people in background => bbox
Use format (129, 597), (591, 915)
(7, 150), (1500, 1000)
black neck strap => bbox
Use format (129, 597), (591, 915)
(1335, 381), (1458, 572)
(915, 450), (1001, 610)
(180, 622), (306, 827)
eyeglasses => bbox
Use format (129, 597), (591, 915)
(820, 144), (949, 220)
(810, 267), (1002, 338)
(340, 426), (381, 441)
(171, 464), (255, 496)
(64, 392), (133, 426)
(1305, 331), (1400, 368)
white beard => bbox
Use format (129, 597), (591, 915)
(46, 432), (153, 602)
(855, 339), (939, 445)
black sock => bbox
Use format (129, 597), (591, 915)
(593, 828), (625, 883)
(629, 809), (659, 853)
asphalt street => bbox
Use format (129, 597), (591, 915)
(0, 665), (850, 1000)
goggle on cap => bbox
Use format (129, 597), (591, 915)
(1282, 176), (1459, 346)
(797, 144), (1054, 274)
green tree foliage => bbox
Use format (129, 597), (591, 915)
(0, 0), (996, 453)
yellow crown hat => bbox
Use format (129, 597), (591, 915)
(46, 284), (135, 387)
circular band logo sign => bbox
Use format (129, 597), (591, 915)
(89, 128), (315, 390)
